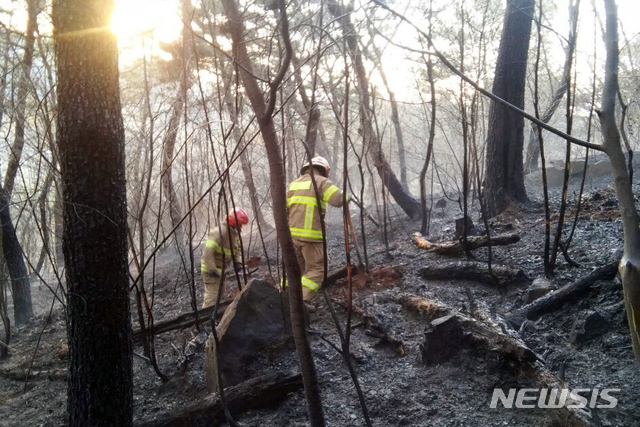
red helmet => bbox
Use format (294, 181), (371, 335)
(301, 156), (330, 177)
(228, 208), (249, 227)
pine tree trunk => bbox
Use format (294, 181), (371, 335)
(483, 0), (534, 217)
(53, 0), (133, 424)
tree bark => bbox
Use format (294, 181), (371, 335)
(483, 0), (534, 216)
(328, 0), (421, 219)
(53, 0), (133, 424)
(599, 0), (640, 361)
(220, 0), (326, 424)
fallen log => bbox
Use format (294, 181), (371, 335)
(0, 367), (67, 381)
(420, 261), (528, 286)
(135, 372), (302, 427)
(508, 262), (618, 328)
(413, 232), (520, 255)
(401, 292), (537, 366)
(132, 300), (232, 345)
(399, 293), (590, 426)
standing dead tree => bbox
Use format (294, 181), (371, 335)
(220, 0), (326, 424)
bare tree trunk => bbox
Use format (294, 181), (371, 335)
(220, 0), (325, 423)
(0, 189), (32, 326)
(223, 92), (273, 232)
(328, 0), (421, 219)
(0, 245), (8, 358)
(0, 29), (11, 129)
(53, 0), (133, 424)
(161, 0), (194, 246)
(0, 0), (39, 327)
(34, 170), (53, 275)
(599, 0), (640, 362)
(524, 1), (580, 173)
(4, 0), (39, 197)
(365, 24), (408, 189)
(419, 5), (436, 235)
(291, 54), (330, 160)
(483, 0), (534, 217)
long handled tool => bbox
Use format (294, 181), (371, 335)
(344, 201), (367, 286)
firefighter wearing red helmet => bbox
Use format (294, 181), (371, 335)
(200, 208), (248, 308)
(285, 156), (346, 305)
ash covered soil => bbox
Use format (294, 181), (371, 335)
(1, 174), (640, 427)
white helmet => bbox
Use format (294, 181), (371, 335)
(301, 156), (330, 177)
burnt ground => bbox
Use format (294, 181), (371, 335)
(1, 171), (640, 426)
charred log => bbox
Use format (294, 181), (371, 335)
(132, 299), (232, 345)
(413, 232), (520, 255)
(135, 372), (303, 427)
(419, 261), (527, 286)
(508, 262), (618, 328)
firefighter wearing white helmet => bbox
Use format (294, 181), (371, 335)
(285, 156), (346, 304)
(201, 208), (249, 308)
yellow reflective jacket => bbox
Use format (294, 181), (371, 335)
(201, 222), (241, 276)
(286, 172), (345, 242)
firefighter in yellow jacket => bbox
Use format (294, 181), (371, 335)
(286, 156), (346, 303)
(201, 208), (249, 308)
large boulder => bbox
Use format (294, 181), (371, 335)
(205, 279), (293, 393)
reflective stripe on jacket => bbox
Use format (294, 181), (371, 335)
(201, 222), (241, 275)
(286, 172), (345, 242)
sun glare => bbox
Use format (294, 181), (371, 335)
(110, 0), (182, 44)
